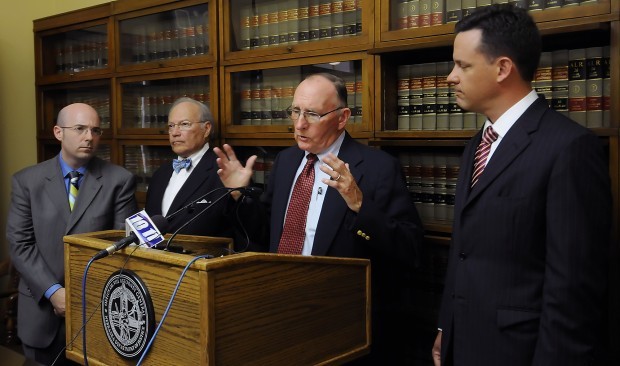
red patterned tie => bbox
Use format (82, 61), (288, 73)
(278, 153), (318, 254)
(471, 125), (499, 187)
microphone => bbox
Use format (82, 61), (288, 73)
(92, 213), (169, 261)
(158, 187), (262, 252)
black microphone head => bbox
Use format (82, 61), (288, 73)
(150, 214), (170, 235)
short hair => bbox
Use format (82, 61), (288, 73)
(169, 96), (216, 138)
(304, 73), (348, 107)
(454, 4), (541, 82)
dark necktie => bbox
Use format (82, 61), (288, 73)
(471, 125), (499, 187)
(68, 171), (81, 211)
(172, 158), (192, 173)
(278, 153), (318, 254)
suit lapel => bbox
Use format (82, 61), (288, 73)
(43, 159), (71, 229)
(313, 134), (363, 256)
(464, 97), (546, 206)
(67, 158), (103, 233)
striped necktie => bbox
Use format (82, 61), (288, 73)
(68, 171), (81, 211)
(471, 125), (499, 187)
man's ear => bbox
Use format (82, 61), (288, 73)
(496, 57), (514, 83)
(53, 125), (63, 142)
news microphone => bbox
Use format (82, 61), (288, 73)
(92, 213), (169, 261)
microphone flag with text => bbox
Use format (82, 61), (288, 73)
(92, 210), (169, 260)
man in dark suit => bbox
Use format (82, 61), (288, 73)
(214, 72), (424, 364)
(6, 103), (138, 365)
(432, 5), (611, 366)
(145, 97), (250, 250)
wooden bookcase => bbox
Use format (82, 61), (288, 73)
(34, 0), (619, 363)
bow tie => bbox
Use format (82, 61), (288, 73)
(172, 158), (192, 173)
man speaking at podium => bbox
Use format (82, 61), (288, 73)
(6, 103), (138, 365)
(214, 73), (424, 364)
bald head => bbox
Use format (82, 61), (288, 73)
(57, 103), (99, 127)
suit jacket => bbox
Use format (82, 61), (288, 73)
(6, 156), (138, 348)
(438, 97), (611, 366)
(241, 132), (424, 362)
(145, 149), (247, 249)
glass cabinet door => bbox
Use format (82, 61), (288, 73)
(39, 23), (109, 77)
(116, 1), (215, 71)
(38, 81), (111, 136)
(224, 56), (370, 136)
(118, 72), (213, 135)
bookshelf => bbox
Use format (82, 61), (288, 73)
(34, 0), (619, 362)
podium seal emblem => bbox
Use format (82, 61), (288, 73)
(101, 269), (155, 359)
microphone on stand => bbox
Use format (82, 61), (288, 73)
(92, 211), (169, 261)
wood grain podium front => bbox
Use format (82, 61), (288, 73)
(63, 231), (370, 365)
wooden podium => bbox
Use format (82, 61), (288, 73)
(64, 231), (370, 365)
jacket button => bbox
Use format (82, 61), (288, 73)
(459, 252), (466, 260)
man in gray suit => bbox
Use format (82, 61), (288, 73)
(6, 103), (138, 365)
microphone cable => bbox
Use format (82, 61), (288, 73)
(136, 254), (213, 365)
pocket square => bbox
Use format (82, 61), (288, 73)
(196, 199), (211, 204)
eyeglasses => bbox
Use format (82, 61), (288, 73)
(285, 106), (345, 124)
(59, 125), (103, 136)
(168, 120), (204, 132)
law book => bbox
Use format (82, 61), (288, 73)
(446, 0), (462, 23)
(563, 0), (580, 6)
(408, 0), (420, 29)
(568, 48), (587, 126)
(345, 75), (356, 124)
(268, 74), (284, 124)
(410, 154), (424, 218)
(278, 4), (289, 44)
(343, 0), (357, 35)
(585, 46), (603, 128)
(398, 65), (412, 130)
(410, 64), (424, 130)
(309, 0), (320, 40)
(287, 0), (300, 44)
(535, 51), (553, 105)
(354, 72), (363, 124)
(318, 0), (332, 38)
(298, 0), (310, 42)
(430, 0), (444, 26)
(267, 0), (280, 46)
(239, 6), (251, 50)
(551, 49), (569, 116)
(420, 154), (436, 220)
(398, 153), (413, 195)
(544, 0), (563, 9)
(258, 3), (270, 47)
(508, 0), (528, 8)
(462, 0), (477, 18)
(433, 154), (448, 221)
(445, 155), (460, 222)
(260, 83), (274, 125)
(435, 61), (451, 130)
(355, 0), (362, 33)
(602, 46), (610, 127)
(421, 62), (437, 130)
(250, 73), (262, 125)
(332, 0), (344, 37)
(240, 79), (253, 125)
(419, 0), (431, 27)
(528, 0), (545, 11)
(397, 0), (409, 30)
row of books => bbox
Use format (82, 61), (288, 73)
(399, 152), (461, 223)
(237, 70), (363, 125)
(237, 0), (362, 50)
(395, 0), (600, 30)
(537, 46), (612, 128)
(54, 35), (108, 74)
(394, 45), (611, 131)
(122, 83), (211, 129)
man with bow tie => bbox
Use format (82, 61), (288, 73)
(145, 97), (252, 249)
